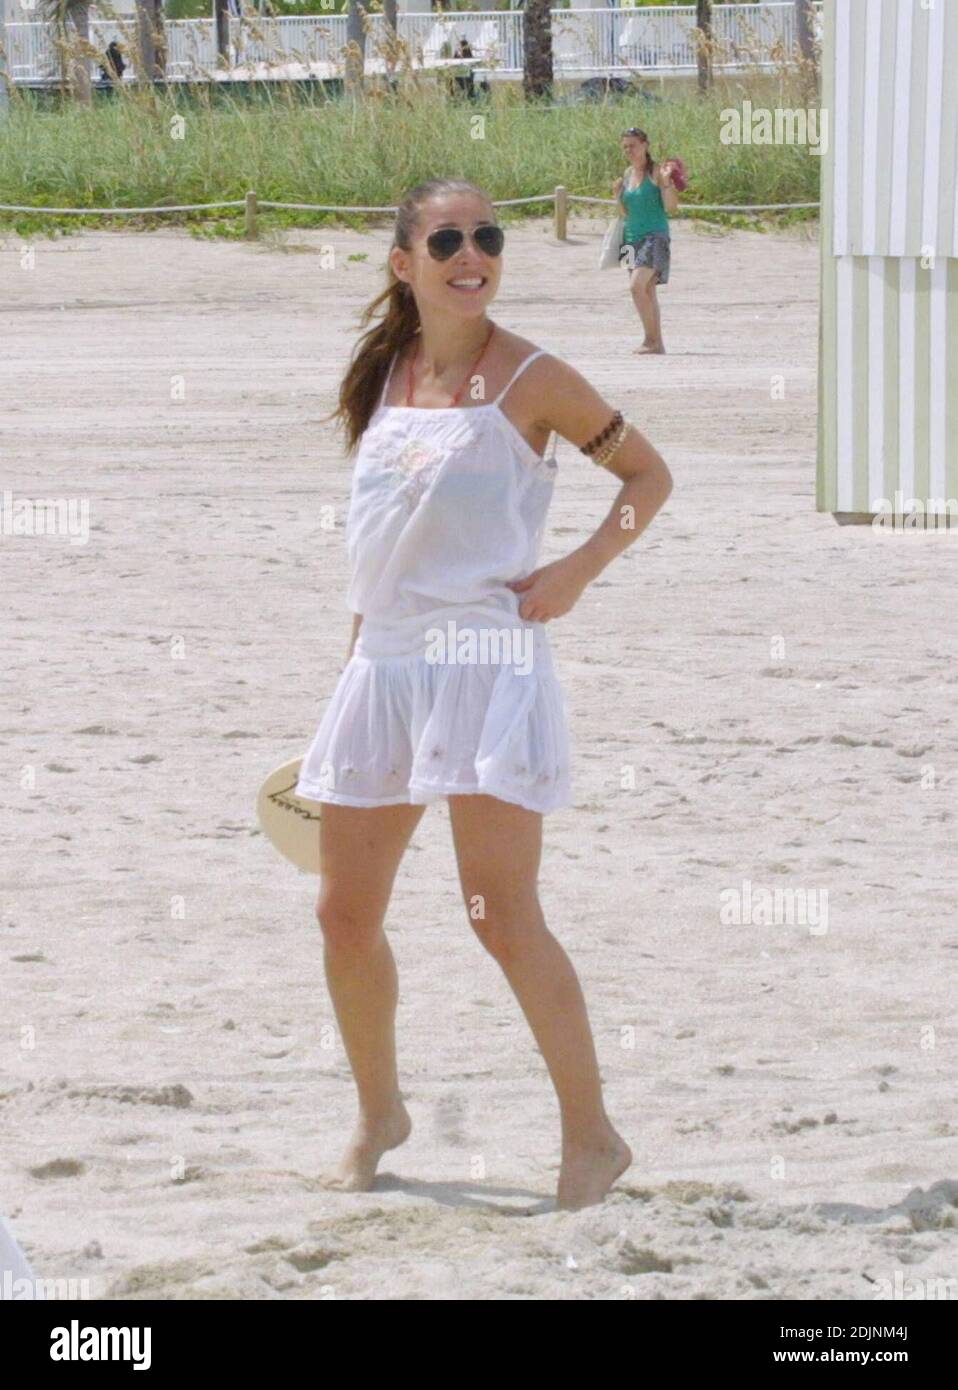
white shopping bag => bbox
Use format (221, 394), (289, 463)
(598, 214), (624, 270)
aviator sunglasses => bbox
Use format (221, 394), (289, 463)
(425, 224), (505, 261)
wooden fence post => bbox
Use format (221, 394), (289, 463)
(554, 185), (567, 241)
(245, 190), (258, 240)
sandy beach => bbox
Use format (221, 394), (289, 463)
(1, 214), (956, 1300)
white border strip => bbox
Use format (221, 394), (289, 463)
(861, 0), (883, 254)
(833, 0), (852, 256)
(889, 0), (915, 257)
(836, 257), (856, 510)
(898, 258), (917, 499)
(929, 259), (948, 501)
(921, 0), (946, 257)
(867, 258), (886, 509)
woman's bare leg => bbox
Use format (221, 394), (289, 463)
(448, 793), (632, 1210)
(315, 800), (426, 1191)
(646, 278), (665, 351)
(629, 266), (665, 354)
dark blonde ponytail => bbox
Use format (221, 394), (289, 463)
(326, 177), (496, 454)
(325, 276), (420, 455)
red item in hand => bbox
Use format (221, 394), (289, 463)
(663, 157), (688, 192)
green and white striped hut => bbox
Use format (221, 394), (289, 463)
(817, 0), (958, 521)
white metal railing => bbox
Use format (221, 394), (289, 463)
(3, 4), (822, 85)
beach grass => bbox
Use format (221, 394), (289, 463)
(0, 62), (821, 238)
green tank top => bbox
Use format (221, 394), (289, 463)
(621, 169), (670, 241)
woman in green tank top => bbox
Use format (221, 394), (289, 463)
(612, 127), (680, 355)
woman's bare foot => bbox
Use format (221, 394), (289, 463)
(320, 1100), (412, 1192)
(556, 1126), (633, 1211)
(634, 342), (666, 355)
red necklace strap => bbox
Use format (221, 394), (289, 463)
(406, 322), (496, 408)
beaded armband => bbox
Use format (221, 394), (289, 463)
(586, 415), (631, 469)
(580, 410), (623, 458)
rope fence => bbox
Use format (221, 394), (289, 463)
(0, 200), (248, 214)
(0, 189), (821, 239)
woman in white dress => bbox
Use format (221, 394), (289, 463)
(300, 177), (673, 1210)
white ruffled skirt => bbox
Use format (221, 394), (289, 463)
(295, 608), (573, 815)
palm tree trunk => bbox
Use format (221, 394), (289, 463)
(523, 0), (553, 102)
(795, 0), (819, 99)
(134, 0), (166, 82)
(381, 0), (398, 78)
(136, 0), (155, 81)
(345, 0), (366, 98)
(37, 0), (93, 102)
(0, 0), (10, 116)
(66, 0), (92, 105)
(153, 0), (167, 79)
(696, 0), (712, 96)
(215, 0), (230, 67)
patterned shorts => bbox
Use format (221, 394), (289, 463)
(620, 233), (671, 284)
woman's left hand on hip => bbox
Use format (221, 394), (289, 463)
(506, 554), (592, 623)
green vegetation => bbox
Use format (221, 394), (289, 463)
(0, 74), (821, 239)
